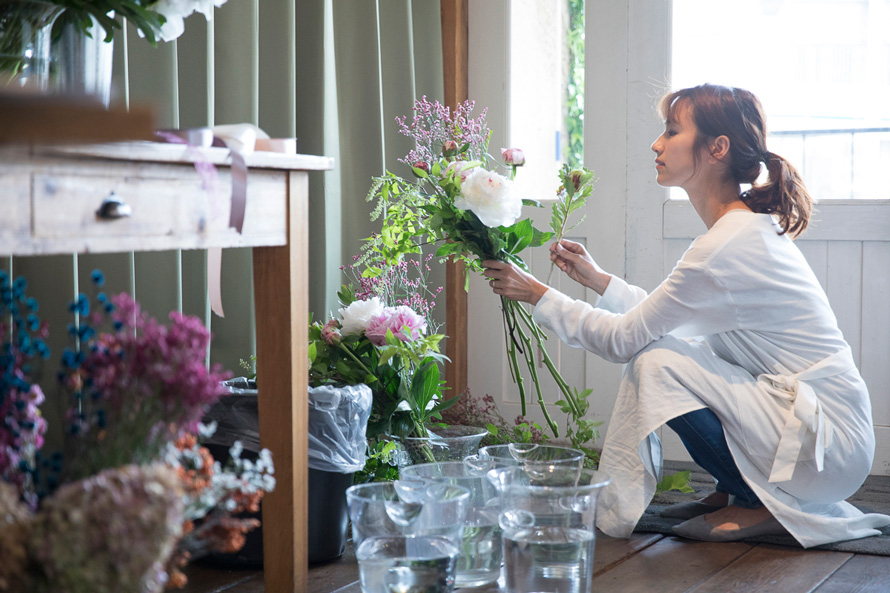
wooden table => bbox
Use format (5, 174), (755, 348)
(0, 142), (334, 593)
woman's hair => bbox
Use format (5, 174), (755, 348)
(658, 84), (812, 237)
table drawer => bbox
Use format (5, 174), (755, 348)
(33, 172), (213, 240)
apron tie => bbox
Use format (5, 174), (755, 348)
(759, 346), (855, 483)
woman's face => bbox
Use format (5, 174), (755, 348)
(651, 101), (700, 189)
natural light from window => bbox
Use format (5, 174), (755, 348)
(507, 0), (581, 204)
(673, 0), (890, 200)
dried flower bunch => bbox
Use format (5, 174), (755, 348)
(55, 275), (231, 484)
(0, 270), (274, 592)
(164, 429), (275, 588)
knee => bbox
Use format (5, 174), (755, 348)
(626, 336), (696, 383)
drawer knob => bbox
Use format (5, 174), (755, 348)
(96, 194), (132, 220)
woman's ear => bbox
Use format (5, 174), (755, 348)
(709, 135), (731, 162)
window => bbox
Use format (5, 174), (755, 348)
(507, 0), (584, 203)
(672, 0), (890, 200)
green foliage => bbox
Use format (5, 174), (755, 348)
(238, 355), (257, 382)
(555, 387), (601, 467)
(656, 470), (695, 493)
(52, 0), (166, 45)
(485, 421), (551, 446)
(353, 440), (401, 484)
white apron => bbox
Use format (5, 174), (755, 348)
(592, 336), (888, 548)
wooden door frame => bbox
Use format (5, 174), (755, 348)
(441, 0), (469, 397)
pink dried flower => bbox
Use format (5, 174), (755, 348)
(396, 96), (490, 165)
(62, 293), (230, 481)
(364, 306), (426, 346)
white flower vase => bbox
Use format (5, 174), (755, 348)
(52, 13), (113, 106)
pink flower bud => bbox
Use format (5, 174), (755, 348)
(412, 161), (429, 177)
(320, 319), (341, 346)
(442, 140), (459, 156)
(445, 160), (472, 182)
(501, 148), (525, 166)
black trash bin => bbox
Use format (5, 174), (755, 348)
(201, 378), (372, 566)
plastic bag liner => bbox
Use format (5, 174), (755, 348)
(307, 383), (373, 473)
(204, 379), (372, 474)
(203, 378), (262, 453)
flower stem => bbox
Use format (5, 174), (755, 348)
(337, 343), (374, 379)
(512, 310), (559, 436)
(514, 304), (583, 419)
(501, 297), (527, 416)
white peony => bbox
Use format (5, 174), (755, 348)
(338, 297), (384, 336)
(454, 168), (522, 228)
(150, 0), (228, 42)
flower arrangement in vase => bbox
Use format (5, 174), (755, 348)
(0, 270), (274, 592)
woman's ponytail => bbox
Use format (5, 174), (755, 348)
(741, 151), (812, 238)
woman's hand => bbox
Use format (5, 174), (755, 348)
(549, 239), (611, 295)
(482, 260), (549, 306)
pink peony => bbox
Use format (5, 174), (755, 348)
(364, 306), (427, 346)
(501, 147), (525, 166)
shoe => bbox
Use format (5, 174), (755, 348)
(671, 513), (788, 542)
(660, 500), (726, 520)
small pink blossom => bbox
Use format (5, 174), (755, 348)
(442, 140), (459, 156)
(501, 148), (525, 166)
(364, 306), (426, 346)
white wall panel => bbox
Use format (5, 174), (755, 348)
(825, 241), (863, 366)
(861, 241), (890, 428)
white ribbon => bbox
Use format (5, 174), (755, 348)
(760, 346), (856, 483)
(158, 125), (297, 317)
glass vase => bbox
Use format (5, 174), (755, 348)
(396, 425), (488, 465)
(0, 0), (62, 92)
(52, 12), (114, 106)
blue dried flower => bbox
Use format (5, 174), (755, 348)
(91, 269), (106, 287)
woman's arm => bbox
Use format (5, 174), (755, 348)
(534, 253), (738, 363)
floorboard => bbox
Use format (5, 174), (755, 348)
(685, 544), (852, 593)
(813, 554), (890, 593)
(593, 537), (752, 593)
(179, 539), (890, 592)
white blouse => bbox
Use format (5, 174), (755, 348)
(533, 210), (889, 547)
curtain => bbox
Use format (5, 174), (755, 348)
(15, 0), (444, 452)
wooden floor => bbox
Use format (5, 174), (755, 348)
(179, 532), (890, 592)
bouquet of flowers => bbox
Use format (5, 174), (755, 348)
(0, 270), (273, 593)
(361, 96), (596, 443)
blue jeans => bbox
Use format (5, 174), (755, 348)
(666, 408), (762, 509)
